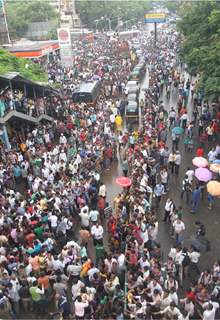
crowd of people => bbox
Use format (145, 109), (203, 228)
(0, 23), (219, 320)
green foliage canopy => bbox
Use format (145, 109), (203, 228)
(75, 0), (153, 30)
(177, 1), (220, 97)
(163, 1), (181, 13)
(6, 0), (58, 39)
(0, 49), (48, 83)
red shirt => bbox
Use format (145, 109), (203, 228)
(186, 291), (196, 302)
(212, 122), (218, 133)
(98, 197), (105, 211)
(129, 252), (138, 265)
(105, 148), (113, 159)
(196, 148), (204, 157)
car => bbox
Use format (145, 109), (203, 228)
(125, 80), (140, 95)
(129, 70), (141, 81)
(136, 49), (143, 57)
(125, 101), (139, 121)
(127, 93), (137, 102)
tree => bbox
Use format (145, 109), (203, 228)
(177, 1), (220, 97)
(6, 0), (58, 39)
(0, 49), (47, 82)
(75, 0), (153, 30)
(163, 1), (181, 13)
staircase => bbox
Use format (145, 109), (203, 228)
(0, 110), (54, 125)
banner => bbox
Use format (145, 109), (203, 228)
(145, 13), (166, 23)
(57, 28), (73, 67)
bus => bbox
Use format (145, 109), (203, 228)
(125, 100), (139, 124)
(118, 30), (140, 40)
(107, 30), (140, 41)
(129, 60), (146, 81)
(72, 80), (101, 105)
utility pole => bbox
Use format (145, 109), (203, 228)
(0, 0), (11, 44)
(154, 22), (157, 46)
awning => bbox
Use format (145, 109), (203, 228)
(7, 41), (59, 59)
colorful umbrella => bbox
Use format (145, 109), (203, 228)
(192, 157), (208, 168)
(116, 176), (132, 187)
(172, 127), (184, 135)
(210, 163), (220, 173)
(207, 180), (220, 196)
(195, 167), (212, 182)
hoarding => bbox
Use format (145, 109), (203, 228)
(57, 28), (73, 67)
(145, 13), (166, 23)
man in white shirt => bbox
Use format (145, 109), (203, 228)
(110, 113), (115, 126)
(189, 247), (200, 263)
(180, 298), (195, 317)
(203, 301), (219, 320)
(185, 167), (194, 183)
(98, 183), (106, 198)
(74, 296), (89, 318)
(71, 279), (84, 301)
(173, 218), (185, 245)
(59, 133), (67, 145)
(42, 166), (50, 179)
(169, 108), (176, 128)
(189, 247), (200, 276)
(148, 278), (163, 295)
(52, 256), (64, 272)
(162, 302), (182, 319)
(79, 209), (90, 229)
(48, 212), (58, 234)
(91, 222), (104, 245)
(208, 147), (216, 163)
(174, 151), (181, 175)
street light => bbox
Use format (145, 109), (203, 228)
(106, 17), (112, 32)
(95, 16), (104, 33)
(95, 19), (99, 33)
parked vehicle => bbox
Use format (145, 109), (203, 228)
(72, 80), (101, 105)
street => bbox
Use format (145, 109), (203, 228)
(103, 65), (220, 271)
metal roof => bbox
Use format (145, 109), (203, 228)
(8, 40), (59, 53)
(0, 72), (20, 80)
(77, 80), (100, 93)
(0, 73), (59, 95)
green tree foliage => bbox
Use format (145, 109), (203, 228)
(163, 1), (181, 13)
(75, 0), (153, 30)
(0, 49), (47, 82)
(178, 1), (220, 97)
(6, 0), (58, 39)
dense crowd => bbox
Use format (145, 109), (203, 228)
(0, 25), (219, 320)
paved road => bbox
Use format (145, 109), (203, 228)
(102, 66), (220, 271)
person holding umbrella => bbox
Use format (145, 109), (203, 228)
(171, 132), (179, 152)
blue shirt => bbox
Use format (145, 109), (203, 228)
(89, 210), (99, 222)
(154, 184), (164, 197)
(13, 165), (21, 178)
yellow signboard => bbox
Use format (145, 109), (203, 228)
(145, 13), (166, 23)
(145, 13), (166, 19)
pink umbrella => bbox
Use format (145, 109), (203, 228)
(192, 157), (208, 168)
(195, 167), (212, 182)
(116, 177), (132, 187)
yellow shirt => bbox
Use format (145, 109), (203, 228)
(115, 116), (122, 126)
